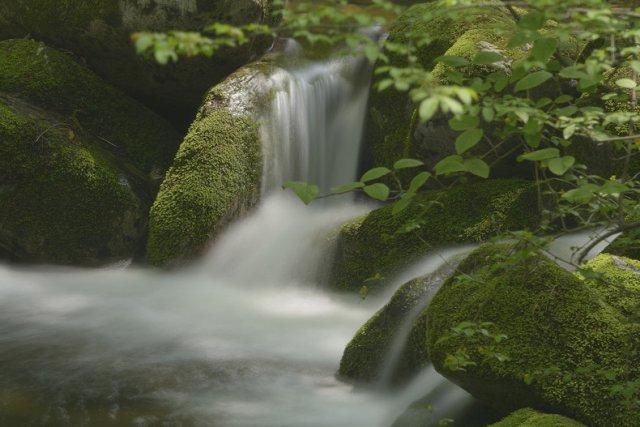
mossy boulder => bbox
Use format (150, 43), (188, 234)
(490, 408), (585, 427)
(0, 0), (275, 127)
(330, 179), (539, 292)
(339, 262), (458, 386)
(605, 228), (640, 261)
(0, 39), (180, 176)
(362, 2), (515, 171)
(146, 63), (273, 266)
(0, 96), (145, 265)
(362, 4), (585, 178)
(426, 245), (640, 426)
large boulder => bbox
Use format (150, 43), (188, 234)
(0, 0), (275, 127)
(362, 3), (515, 171)
(426, 246), (640, 426)
(339, 262), (458, 386)
(362, 3), (584, 177)
(0, 96), (145, 265)
(146, 63), (270, 266)
(330, 179), (539, 292)
(489, 408), (585, 427)
(0, 39), (180, 265)
(0, 39), (180, 176)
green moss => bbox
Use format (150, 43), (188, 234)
(0, 1), (276, 128)
(0, 96), (144, 264)
(364, 3), (514, 170)
(582, 254), (640, 318)
(426, 245), (640, 427)
(146, 110), (261, 266)
(339, 276), (431, 384)
(0, 39), (180, 174)
(605, 228), (640, 260)
(490, 408), (585, 427)
(330, 179), (539, 292)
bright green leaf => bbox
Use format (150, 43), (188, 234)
(455, 128), (483, 154)
(519, 148), (560, 161)
(283, 181), (319, 205)
(464, 158), (490, 178)
(435, 155), (466, 175)
(331, 181), (364, 194)
(514, 70), (553, 92)
(393, 158), (424, 170)
(361, 167), (391, 182)
(363, 183), (390, 201)
(548, 156), (575, 175)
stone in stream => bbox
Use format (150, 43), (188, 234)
(0, 39), (181, 265)
(329, 179), (539, 293)
(425, 245), (640, 427)
(489, 408), (585, 427)
(145, 61), (270, 266)
(339, 260), (460, 386)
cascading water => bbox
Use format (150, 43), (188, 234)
(0, 53), (469, 426)
(0, 47), (620, 426)
(259, 56), (371, 193)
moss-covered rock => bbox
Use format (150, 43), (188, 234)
(0, 39), (180, 175)
(330, 179), (539, 292)
(146, 63), (272, 266)
(490, 408), (585, 427)
(0, 0), (276, 127)
(605, 228), (640, 260)
(339, 262), (458, 385)
(582, 253), (640, 318)
(426, 245), (640, 427)
(0, 95), (145, 265)
(362, 3), (515, 170)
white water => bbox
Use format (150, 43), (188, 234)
(0, 194), (481, 426)
(0, 50), (619, 426)
(259, 56), (371, 193)
(0, 56), (472, 426)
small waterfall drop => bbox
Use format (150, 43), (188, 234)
(259, 55), (371, 193)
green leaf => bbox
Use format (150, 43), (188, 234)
(464, 158), (490, 178)
(408, 172), (431, 193)
(514, 70), (553, 92)
(363, 183), (390, 201)
(283, 181), (319, 205)
(361, 167), (391, 182)
(331, 181), (364, 194)
(393, 158), (424, 170)
(519, 148), (560, 161)
(519, 11), (545, 30)
(419, 97), (439, 121)
(531, 38), (558, 63)
(562, 184), (599, 203)
(449, 115), (479, 131)
(435, 55), (469, 68)
(435, 155), (466, 176)
(455, 128), (483, 154)
(616, 78), (637, 89)
(548, 156), (575, 175)
(392, 193), (414, 215)
(482, 106), (495, 122)
(600, 181), (629, 195)
(472, 51), (503, 65)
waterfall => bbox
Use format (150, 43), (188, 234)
(259, 56), (371, 193)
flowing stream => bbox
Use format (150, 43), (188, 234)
(0, 52), (616, 426)
(0, 55), (483, 426)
